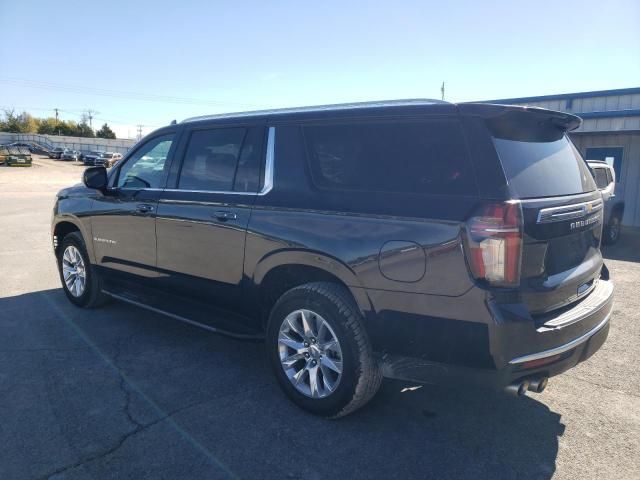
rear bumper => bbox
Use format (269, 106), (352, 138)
(378, 278), (613, 389)
(381, 314), (610, 388)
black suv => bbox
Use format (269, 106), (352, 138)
(52, 100), (614, 417)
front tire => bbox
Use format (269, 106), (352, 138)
(266, 282), (382, 418)
(603, 214), (621, 245)
(57, 232), (109, 308)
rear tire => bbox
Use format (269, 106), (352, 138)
(266, 282), (382, 418)
(57, 232), (109, 308)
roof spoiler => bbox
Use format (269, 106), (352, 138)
(458, 103), (582, 132)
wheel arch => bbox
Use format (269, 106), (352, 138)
(53, 217), (94, 261)
(253, 250), (373, 328)
(612, 201), (625, 219)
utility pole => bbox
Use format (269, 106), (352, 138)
(85, 109), (98, 129)
(441, 82), (445, 101)
(54, 108), (60, 135)
(136, 125), (143, 141)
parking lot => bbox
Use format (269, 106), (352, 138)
(1, 155), (639, 480)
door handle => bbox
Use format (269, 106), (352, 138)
(136, 203), (155, 213)
(213, 210), (237, 221)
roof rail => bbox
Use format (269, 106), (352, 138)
(181, 98), (448, 123)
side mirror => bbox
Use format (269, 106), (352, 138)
(83, 166), (108, 191)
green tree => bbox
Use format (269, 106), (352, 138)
(74, 121), (95, 138)
(36, 117), (59, 135)
(1, 109), (37, 133)
(96, 123), (116, 139)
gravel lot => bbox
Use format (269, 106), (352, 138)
(1, 156), (639, 480)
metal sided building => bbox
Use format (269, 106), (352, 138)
(487, 87), (640, 228)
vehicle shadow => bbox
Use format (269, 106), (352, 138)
(602, 228), (640, 263)
(0, 288), (563, 480)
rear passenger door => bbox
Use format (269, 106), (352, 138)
(155, 123), (265, 309)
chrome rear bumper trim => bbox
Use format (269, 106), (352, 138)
(509, 313), (611, 365)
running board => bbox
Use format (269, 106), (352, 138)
(103, 290), (264, 341)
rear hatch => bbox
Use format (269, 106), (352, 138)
(465, 105), (603, 316)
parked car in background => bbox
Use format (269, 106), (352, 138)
(588, 160), (624, 245)
(8, 142), (34, 152)
(0, 145), (32, 166)
(52, 101), (614, 417)
(81, 150), (104, 166)
(49, 147), (65, 159)
(61, 149), (80, 161)
(95, 151), (122, 168)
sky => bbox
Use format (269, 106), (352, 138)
(1, 0), (639, 139)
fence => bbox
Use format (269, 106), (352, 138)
(0, 132), (138, 154)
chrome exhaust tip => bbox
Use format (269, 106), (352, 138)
(527, 377), (548, 394)
(505, 380), (530, 397)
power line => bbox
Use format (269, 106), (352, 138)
(0, 105), (163, 129)
(0, 76), (258, 108)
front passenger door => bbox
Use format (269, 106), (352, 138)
(91, 133), (176, 278)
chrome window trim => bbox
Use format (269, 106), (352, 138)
(118, 126), (275, 196)
(260, 126), (275, 195)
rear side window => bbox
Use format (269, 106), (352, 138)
(233, 127), (264, 193)
(179, 128), (245, 191)
(303, 120), (476, 196)
(178, 127), (263, 192)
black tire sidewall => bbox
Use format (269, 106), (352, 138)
(57, 233), (95, 307)
(609, 216), (620, 243)
(604, 215), (621, 245)
(266, 286), (363, 417)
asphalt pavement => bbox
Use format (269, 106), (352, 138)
(1, 156), (639, 480)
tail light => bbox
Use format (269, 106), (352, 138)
(465, 201), (523, 287)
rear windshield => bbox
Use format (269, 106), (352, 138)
(483, 109), (596, 198)
(493, 136), (595, 198)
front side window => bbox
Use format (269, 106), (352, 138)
(116, 134), (174, 189)
(304, 120), (476, 195)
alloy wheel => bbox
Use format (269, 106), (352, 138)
(62, 245), (87, 297)
(278, 309), (343, 398)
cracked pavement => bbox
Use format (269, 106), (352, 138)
(1, 156), (639, 479)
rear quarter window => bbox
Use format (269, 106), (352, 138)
(303, 119), (476, 196)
